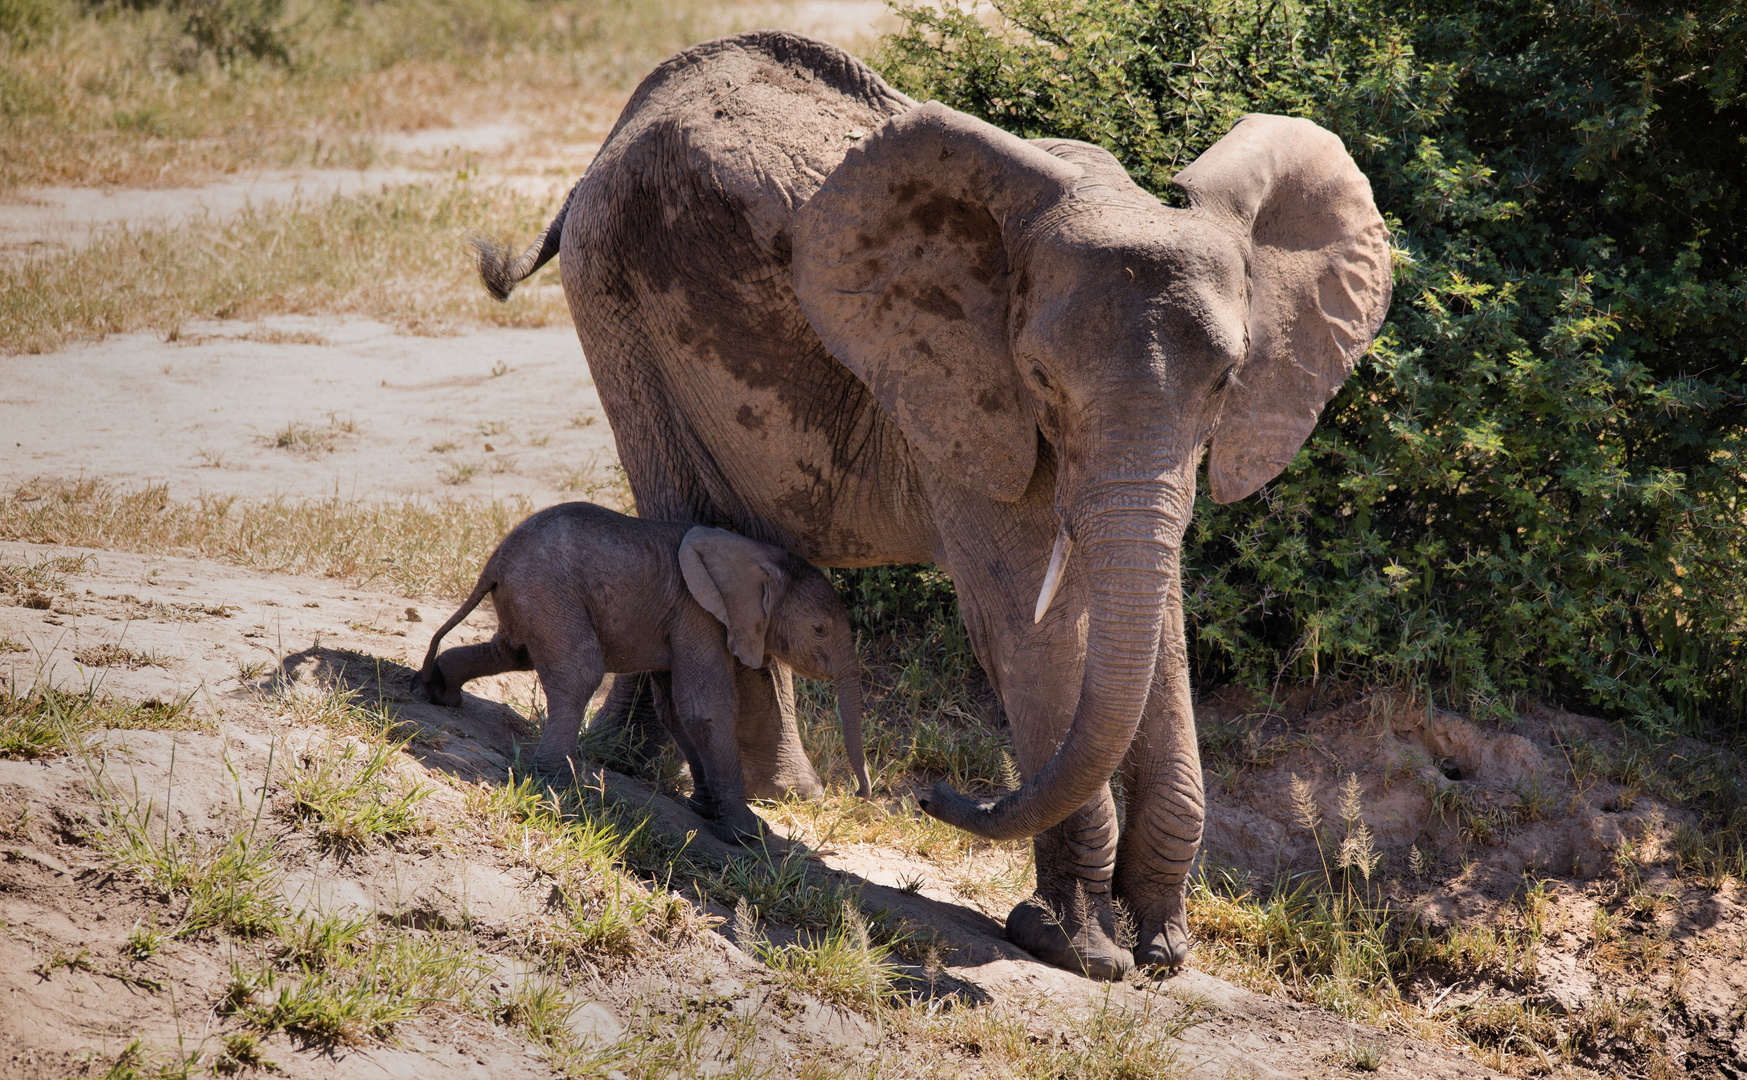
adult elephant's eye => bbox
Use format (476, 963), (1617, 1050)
(1031, 364), (1053, 391)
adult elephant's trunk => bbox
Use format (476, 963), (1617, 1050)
(836, 672), (871, 799)
(922, 475), (1186, 841)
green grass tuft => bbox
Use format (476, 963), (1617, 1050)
(1, 682), (205, 760)
(753, 902), (896, 1012)
(281, 732), (433, 851)
(96, 749), (284, 939)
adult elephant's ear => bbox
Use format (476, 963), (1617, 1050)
(680, 527), (786, 669)
(793, 102), (1080, 503)
(1174, 114), (1393, 504)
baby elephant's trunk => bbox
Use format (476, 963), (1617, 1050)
(835, 673), (871, 799)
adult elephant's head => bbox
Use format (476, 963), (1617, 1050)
(791, 104), (1391, 840)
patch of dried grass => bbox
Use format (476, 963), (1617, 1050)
(0, 477), (528, 599)
(73, 644), (169, 670)
(0, 0), (743, 192)
(3, 178), (572, 354)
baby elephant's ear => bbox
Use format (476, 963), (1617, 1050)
(679, 527), (786, 669)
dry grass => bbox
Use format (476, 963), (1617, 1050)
(72, 643), (169, 669)
(0, 0), (773, 356)
(259, 413), (357, 455)
(0, 0), (746, 192)
(3, 177), (572, 354)
(1, 550), (91, 609)
(0, 476), (527, 599)
(764, 791), (988, 865)
(909, 987), (1201, 1080)
(774, 632), (1035, 910)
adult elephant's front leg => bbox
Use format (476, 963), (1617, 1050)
(1112, 586), (1204, 972)
(934, 481), (1132, 981)
(733, 659), (820, 800)
(1004, 788), (1126, 979)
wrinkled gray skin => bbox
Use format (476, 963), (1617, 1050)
(416, 502), (871, 843)
(478, 32), (1391, 979)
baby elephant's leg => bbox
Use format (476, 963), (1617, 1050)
(529, 630), (606, 782)
(429, 636), (526, 707)
(669, 651), (764, 844)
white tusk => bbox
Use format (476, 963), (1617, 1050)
(1033, 526), (1072, 624)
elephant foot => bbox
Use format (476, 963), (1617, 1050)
(681, 786), (769, 846)
(1133, 899), (1192, 974)
(705, 801), (769, 846)
(531, 752), (594, 788)
(412, 672), (461, 707)
(1006, 895), (1134, 982)
(741, 760), (822, 801)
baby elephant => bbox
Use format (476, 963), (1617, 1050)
(416, 502), (870, 842)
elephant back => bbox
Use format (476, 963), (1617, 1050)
(558, 31), (938, 561)
(584, 31), (915, 260)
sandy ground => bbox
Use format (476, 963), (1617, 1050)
(0, 539), (1493, 1080)
(1, 316), (619, 505)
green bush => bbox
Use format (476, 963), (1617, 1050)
(830, 564), (960, 638)
(0, 0), (60, 43)
(175, 0), (289, 66)
(877, 0), (1747, 735)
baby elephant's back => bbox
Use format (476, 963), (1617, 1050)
(490, 503), (690, 662)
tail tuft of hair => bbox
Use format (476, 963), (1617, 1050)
(474, 236), (518, 302)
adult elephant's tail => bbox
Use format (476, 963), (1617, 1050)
(475, 178), (582, 301)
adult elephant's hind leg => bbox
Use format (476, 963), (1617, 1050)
(734, 660), (821, 800)
(586, 674), (668, 775)
(1112, 609), (1203, 973)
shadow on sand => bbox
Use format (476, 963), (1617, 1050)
(264, 644), (1020, 1006)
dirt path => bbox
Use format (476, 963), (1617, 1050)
(1, 168), (429, 258)
(1, 317), (618, 506)
(0, 539), (1491, 1078)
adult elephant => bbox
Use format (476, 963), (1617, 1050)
(481, 31), (1391, 979)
